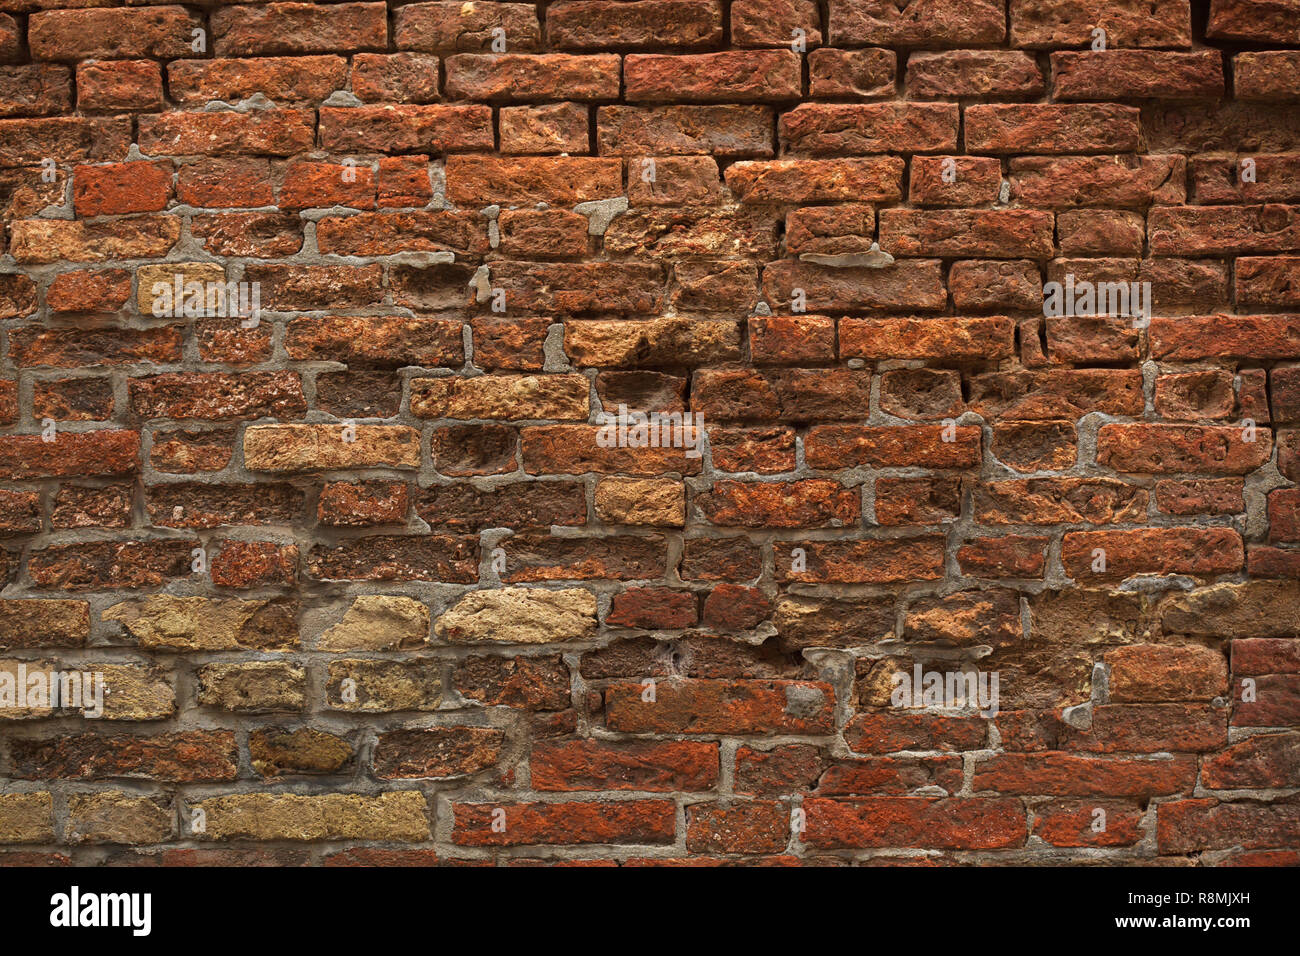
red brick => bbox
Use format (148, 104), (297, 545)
(1012, 156), (1185, 212)
(809, 48), (895, 98)
(445, 54), (620, 101)
(1208, 0), (1300, 43)
(446, 155), (622, 206)
(692, 367), (872, 422)
(129, 372), (305, 421)
(702, 584), (772, 630)
(1149, 205), (1300, 256)
(844, 713), (988, 754)
(773, 537), (946, 584)
(966, 104), (1141, 154)
(957, 536), (1048, 578)
(209, 541), (299, 588)
(1158, 799), (1300, 853)
(733, 0), (821, 47)
(317, 481), (410, 527)
(499, 104), (590, 155)
(549, 0), (720, 50)
(29, 539), (196, 590)
(597, 105), (774, 157)
(1034, 801), (1143, 847)
(319, 105), (492, 153)
(907, 51), (1042, 99)
(1202, 733), (1300, 790)
(605, 679), (835, 734)
(46, 269), (133, 314)
(1010, 0), (1192, 48)
(1067, 704), (1228, 754)
(378, 155), (433, 207)
(139, 110), (314, 157)
(29, 7), (199, 61)
(697, 480), (859, 529)
(76, 60), (162, 112)
(607, 588), (698, 629)
(279, 161), (375, 211)
(73, 161), (171, 216)
(211, 3), (388, 56)
(0, 431), (139, 479)
(625, 51), (801, 102)
(875, 476), (962, 525)
(1052, 51), (1223, 100)
(1097, 424), (1272, 475)
(1236, 52), (1300, 101)
(829, 0), (1005, 46)
(817, 756), (964, 795)
(1234, 675), (1300, 727)
(1062, 528), (1243, 580)
(805, 425), (980, 469)
(167, 55), (348, 105)
(880, 208), (1053, 258)
(803, 797), (1025, 850)
(1155, 479), (1244, 516)
(531, 740), (718, 792)
(350, 53), (441, 103)
(10, 731), (238, 782)
(687, 801), (789, 853)
(735, 745), (826, 793)
(749, 316), (835, 364)
(0, 116), (131, 167)
(177, 158), (274, 209)
(0, 64), (70, 118)
(452, 800), (676, 846)
(1149, 315), (1300, 361)
(306, 535), (478, 583)
(727, 158), (903, 203)
(781, 103), (958, 154)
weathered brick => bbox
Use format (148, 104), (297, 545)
(1208, 0), (1300, 43)
(1010, 0), (1192, 48)
(446, 54), (620, 101)
(802, 797), (1025, 849)
(373, 727), (504, 779)
(967, 105), (1141, 154)
(534, 740), (718, 791)
(598, 105), (774, 156)
(210, 3), (388, 56)
(395, 2), (542, 54)
(1054, 50), (1223, 101)
(625, 51), (800, 102)
(908, 51), (1042, 99)
(195, 792), (429, 842)
(29, 7), (199, 61)
(828, 0), (1005, 46)
(607, 679), (835, 734)
(138, 109), (314, 157)
(809, 48), (895, 98)
(168, 55), (348, 105)
(244, 425), (421, 472)
(780, 103), (959, 155)
(727, 158), (903, 203)
(1062, 528), (1243, 580)
(76, 60), (163, 112)
(452, 800), (675, 845)
(319, 105), (492, 154)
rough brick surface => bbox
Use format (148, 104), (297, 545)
(0, 1), (1295, 868)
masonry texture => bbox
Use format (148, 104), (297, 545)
(0, 0), (1298, 867)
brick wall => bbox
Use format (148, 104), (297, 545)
(0, 0), (1298, 865)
